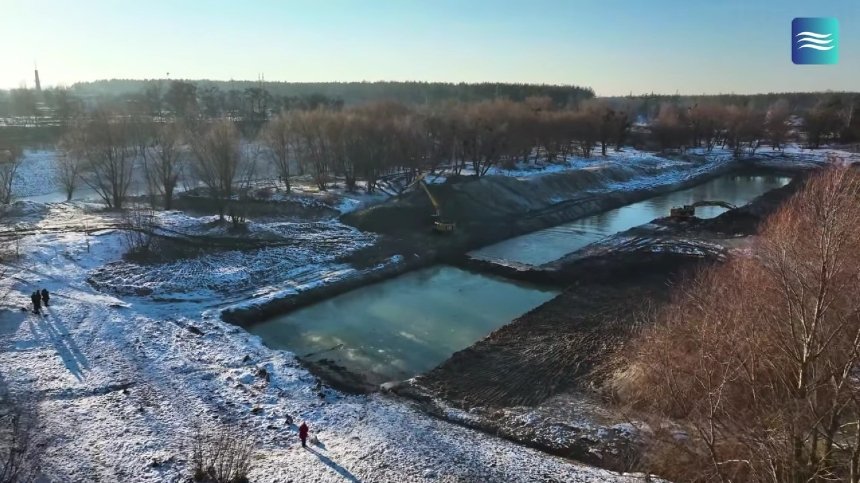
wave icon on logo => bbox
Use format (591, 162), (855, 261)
(795, 31), (834, 51)
(792, 18), (839, 65)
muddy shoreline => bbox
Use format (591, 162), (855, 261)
(222, 158), (747, 326)
(213, 159), (811, 470)
(219, 161), (807, 400)
(392, 175), (805, 471)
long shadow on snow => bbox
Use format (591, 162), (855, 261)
(31, 307), (90, 381)
(305, 446), (361, 482)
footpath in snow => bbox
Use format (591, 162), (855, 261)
(1, 144), (855, 481)
(0, 206), (643, 482)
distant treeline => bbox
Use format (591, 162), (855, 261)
(71, 79), (596, 106)
(607, 92), (860, 118)
(0, 80), (596, 126)
(2, 79), (857, 125)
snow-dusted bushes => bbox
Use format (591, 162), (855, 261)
(120, 207), (157, 259)
(189, 423), (254, 483)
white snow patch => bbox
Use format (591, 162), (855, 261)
(0, 203), (635, 481)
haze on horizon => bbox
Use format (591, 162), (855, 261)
(1, 0), (858, 96)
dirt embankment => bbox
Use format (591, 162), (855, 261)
(344, 158), (729, 241)
(172, 194), (339, 221)
(223, 159), (736, 324)
(393, 174), (806, 471)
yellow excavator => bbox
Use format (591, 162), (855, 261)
(670, 200), (737, 220)
(409, 174), (455, 233)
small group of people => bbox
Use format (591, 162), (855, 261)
(30, 288), (50, 314)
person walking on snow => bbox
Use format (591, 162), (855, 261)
(31, 291), (41, 314)
(299, 422), (309, 448)
(40, 288), (50, 307)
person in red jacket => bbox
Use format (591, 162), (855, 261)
(299, 422), (309, 448)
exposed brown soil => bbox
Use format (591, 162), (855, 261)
(399, 258), (698, 408)
(401, 176), (804, 409)
(388, 174), (807, 471)
(224, 160), (740, 325)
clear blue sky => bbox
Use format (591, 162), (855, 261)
(2, 0), (857, 95)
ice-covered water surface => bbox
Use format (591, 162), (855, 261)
(470, 174), (792, 267)
(250, 266), (558, 385)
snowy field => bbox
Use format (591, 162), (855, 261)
(88, 213), (376, 301)
(11, 150), (60, 198)
(0, 144), (855, 481)
(0, 206), (644, 482)
(11, 149), (391, 214)
(12, 144), (858, 208)
(429, 144), (859, 182)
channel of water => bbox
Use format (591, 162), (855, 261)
(250, 173), (792, 386)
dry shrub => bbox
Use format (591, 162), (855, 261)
(120, 206), (156, 258)
(610, 165), (860, 482)
(0, 396), (39, 483)
(189, 423), (255, 483)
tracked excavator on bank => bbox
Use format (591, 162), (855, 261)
(670, 200), (737, 220)
(403, 173), (455, 233)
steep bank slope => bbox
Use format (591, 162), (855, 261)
(223, 155), (735, 326)
(344, 155), (725, 236)
(396, 176), (806, 472)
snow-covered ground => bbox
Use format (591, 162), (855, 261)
(2, 143), (854, 481)
(89, 211), (376, 301)
(11, 150), (61, 198)
(12, 149), (391, 214)
(433, 144), (859, 182)
(0, 205), (644, 482)
(14, 144), (857, 211)
(489, 148), (684, 179)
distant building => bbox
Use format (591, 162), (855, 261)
(34, 67), (41, 92)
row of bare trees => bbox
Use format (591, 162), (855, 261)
(651, 99), (852, 154)
(611, 165), (860, 482)
(54, 98), (636, 212)
(51, 96), (847, 213)
(651, 101), (785, 155)
(258, 97), (636, 193)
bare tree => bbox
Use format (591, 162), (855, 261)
(724, 105), (765, 157)
(68, 110), (138, 209)
(291, 110), (333, 190)
(56, 124), (88, 201)
(650, 103), (690, 152)
(765, 99), (792, 150)
(260, 111), (298, 193)
(143, 122), (183, 209)
(0, 145), (22, 204)
(460, 100), (513, 176)
(188, 119), (241, 221)
(611, 165), (860, 482)
(54, 152), (82, 202)
(226, 143), (261, 229)
(688, 103), (726, 152)
(804, 102), (844, 149)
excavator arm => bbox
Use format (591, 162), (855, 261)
(418, 179), (455, 233)
(670, 200), (737, 219)
(690, 200), (737, 210)
(419, 180), (443, 218)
